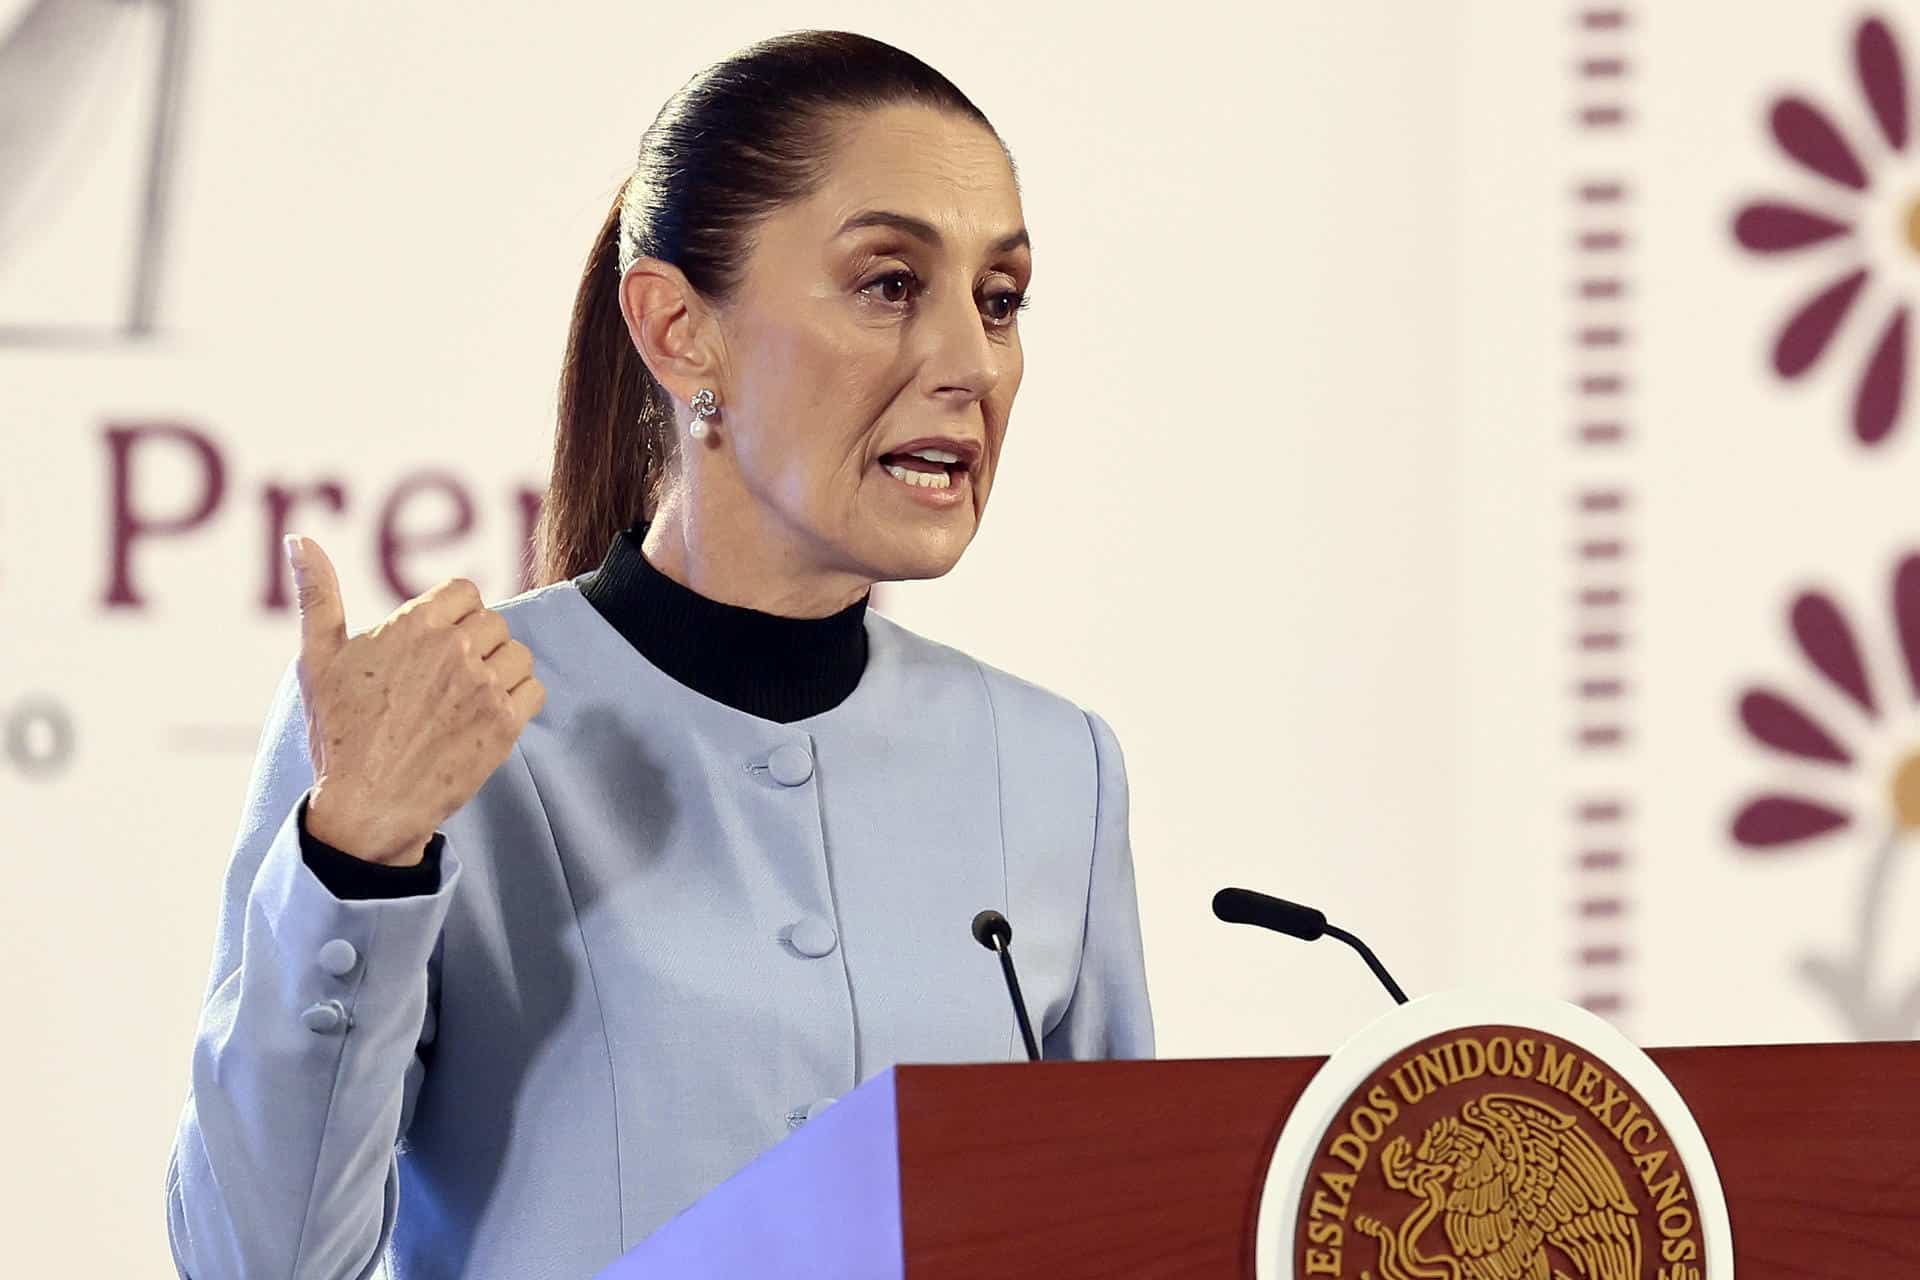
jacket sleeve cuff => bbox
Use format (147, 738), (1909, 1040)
(297, 791), (444, 900)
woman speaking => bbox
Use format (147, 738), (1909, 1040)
(165, 29), (1153, 1279)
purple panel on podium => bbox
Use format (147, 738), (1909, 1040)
(597, 1068), (904, 1278)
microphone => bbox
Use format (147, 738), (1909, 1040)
(1212, 886), (1410, 1005)
(971, 909), (1041, 1061)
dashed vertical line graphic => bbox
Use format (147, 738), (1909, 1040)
(1569, 4), (1634, 1023)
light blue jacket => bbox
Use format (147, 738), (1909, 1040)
(165, 568), (1155, 1279)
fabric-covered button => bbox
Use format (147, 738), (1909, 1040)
(786, 1096), (839, 1129)
(317, 938), (359, 978)
(767, 742), (814, 786)
(301, 999), (351, 1034)
(788, 918), (838, 958)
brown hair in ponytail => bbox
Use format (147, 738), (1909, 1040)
(529, 30), (1006, 587)
(534, 196), (666, 589)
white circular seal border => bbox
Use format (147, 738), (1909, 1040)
(1253, 990), (1735, 1279)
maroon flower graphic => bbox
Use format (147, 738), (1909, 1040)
(1729, 553), (1920, 1037)
(1732, 14), (1918, 446)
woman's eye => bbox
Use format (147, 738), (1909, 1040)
(984, 290), (1030, 324)
(863, 270), (917, 304)
(860, 271), (1029, 326)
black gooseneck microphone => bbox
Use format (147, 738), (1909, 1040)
(971, 909), (1042, 1061)
(1212, 886), (1410, 1005)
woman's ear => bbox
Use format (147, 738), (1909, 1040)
(618, 258), (721, 405)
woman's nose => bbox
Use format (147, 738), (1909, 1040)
(922, 285), (1003, 402)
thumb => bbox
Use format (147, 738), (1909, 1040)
(287, 535), (348, 679)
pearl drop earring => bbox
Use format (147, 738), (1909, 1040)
(688, 388), (718, 440)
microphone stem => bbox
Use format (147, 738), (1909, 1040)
(996, 943), (1042, 1061)
(1324, 923), (1410, 1005)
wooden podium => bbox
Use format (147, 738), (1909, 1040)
(601, 1043), (1919, 1278)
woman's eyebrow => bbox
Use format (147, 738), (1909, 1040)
(835, 209), (1030, 254)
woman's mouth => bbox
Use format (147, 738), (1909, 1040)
(878, 447), (970, 505)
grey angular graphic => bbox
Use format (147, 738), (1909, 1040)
(0, 0), (189, 344)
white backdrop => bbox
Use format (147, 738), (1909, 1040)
(4, 1), (1916, 1273)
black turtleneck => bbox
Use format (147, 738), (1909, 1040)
(579, 521), (869, 723)
(299, 520), (871, 898)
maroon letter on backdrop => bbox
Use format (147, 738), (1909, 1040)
(103, 423), (227, 609)
(379, 470), (477, 601)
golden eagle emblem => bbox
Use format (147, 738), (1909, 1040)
(1353, 1092), (1642, 1280)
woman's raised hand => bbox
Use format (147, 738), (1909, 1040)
(285, 536), (547, 866)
